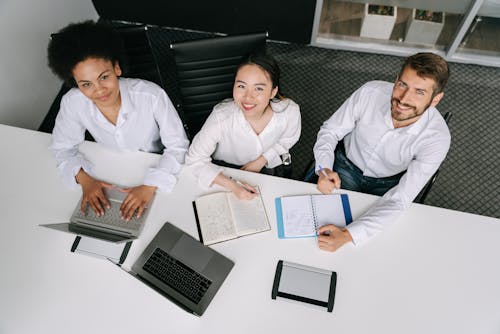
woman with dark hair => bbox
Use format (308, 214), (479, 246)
(185, 53), (301, 199)
(47, 21), (189, 220)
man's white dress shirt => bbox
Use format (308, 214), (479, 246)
(314, 81), (450, 244)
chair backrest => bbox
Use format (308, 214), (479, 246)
(413, 110), (453, 204)
(170, 32), (267, 139)
(118, 24), (163, 87)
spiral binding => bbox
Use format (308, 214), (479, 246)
(310, 196), (319, 233)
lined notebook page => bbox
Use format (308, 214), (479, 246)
(195, 192), (236, 244)
(227, 188), (269, 235)
(280, 195), (316, 237)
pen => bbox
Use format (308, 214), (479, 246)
(318, 165), (329, 178)
(231, 177), (256, 194)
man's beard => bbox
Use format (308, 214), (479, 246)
(391, 97), (431, 122)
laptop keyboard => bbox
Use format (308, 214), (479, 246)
(143, 247), (212, 304)
(73, 200), (142, 232)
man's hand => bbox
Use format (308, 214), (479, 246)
(119, 185), (157, 220)
(317, 224), (353, 252)
(317, 167), (341, 194)
(241, 156), (267, 173)
(75, 169), (113, 216)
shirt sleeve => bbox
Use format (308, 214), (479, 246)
(262, 99), (302, 168)
(184, 110), (224, 188)
(49, 94), (93, 189)
(144, 90), (189, 192)
(346, 134), (451, 244)
(313, 86), (365, 173)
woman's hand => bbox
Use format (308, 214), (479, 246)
(75, 169), (113, 216)
(213, 173), (258, 200)
(119, 185), (157, 220)
(232, 181), (258, 200)
(241, 156), (267, 173)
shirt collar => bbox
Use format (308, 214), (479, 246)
(270, 98), (290, 112)
(384, 101), (394, 129)
(384, 103), (435, 134)
(117, 78), (132, 118)
(406, 107), (434, 134)
(88, 78), (131, 127)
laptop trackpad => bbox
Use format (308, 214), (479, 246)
(170, 234), (212, 272)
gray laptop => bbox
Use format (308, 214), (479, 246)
(41, 187), (147, 243)
(119, 222), (234, 316)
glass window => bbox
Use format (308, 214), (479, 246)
(457, 13), (500, 56)
(317, 0), (464, 50)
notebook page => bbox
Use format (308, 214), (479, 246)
(311, 194), (348, 228)
(280, 195), (316, 237)
(227, 188), (270, 236)
(195, 192), (236, 244)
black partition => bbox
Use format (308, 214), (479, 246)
(91, 0), (316, 44)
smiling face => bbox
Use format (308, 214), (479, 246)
(72, 57), (122, 110)
(232, 64), (278, 119)
(391, 66), (443, 128)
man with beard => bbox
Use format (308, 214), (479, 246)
(312, 52), (450, 252)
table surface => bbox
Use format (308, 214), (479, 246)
(1, 124), (500, 334)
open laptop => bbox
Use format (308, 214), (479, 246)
(117, 222), (234, 316)
(41, 186), (148, 243)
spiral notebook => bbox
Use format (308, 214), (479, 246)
(275, 194), (352, 238)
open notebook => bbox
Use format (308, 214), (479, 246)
(193, 188), (270, 245)
(275, 194), (352, 238)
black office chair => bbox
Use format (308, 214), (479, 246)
(38, 24), (163, 136)
(413, 110), (452, 204)
(117, 24), (164, 87)
(169, 32), (267, 140)
(302, 111), (453, 204)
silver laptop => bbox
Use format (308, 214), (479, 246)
(118, 222), (234, 316)
(41, 187), (148, 243)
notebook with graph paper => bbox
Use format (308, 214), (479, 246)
(275, 194), (352, 238)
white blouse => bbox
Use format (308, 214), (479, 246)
(186, 98), (301, 187)
(50, 78), (189, 192)
(314, 81), (451, 245)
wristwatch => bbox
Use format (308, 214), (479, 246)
(281, 152), (292, 166)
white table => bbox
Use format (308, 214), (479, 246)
(1, 124), (500, 334)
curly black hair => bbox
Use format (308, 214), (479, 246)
(47, 20), (125, 86)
